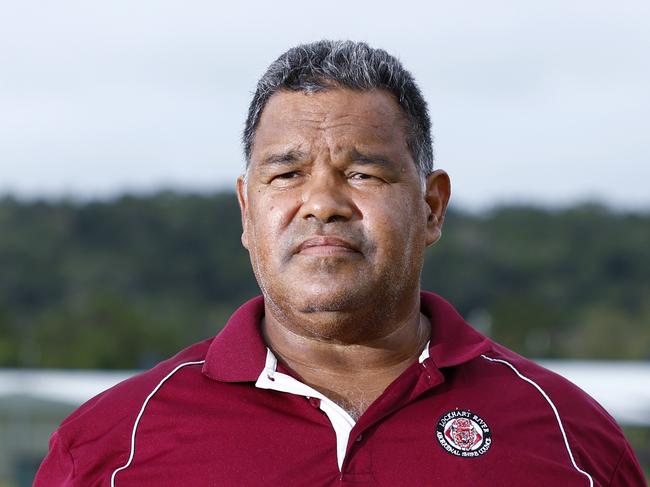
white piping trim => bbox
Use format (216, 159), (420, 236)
(480, 354), (594, 487)
(110, 360), (206, 487)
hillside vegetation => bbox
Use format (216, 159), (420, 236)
(1, 192), (648, 368)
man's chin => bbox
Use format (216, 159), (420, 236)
(292, 288), (370, 314)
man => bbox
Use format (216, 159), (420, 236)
(35, 40), (645, 486)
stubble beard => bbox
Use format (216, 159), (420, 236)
(257, 250), (423, 343)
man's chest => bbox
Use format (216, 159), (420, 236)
(106, 384), (592, 487)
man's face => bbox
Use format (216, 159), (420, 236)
(238, 88), (448, 336)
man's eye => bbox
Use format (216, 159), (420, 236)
(275, 171), (299, 179)
(269, 171), (302, 186)
(349, 172), (374, 180)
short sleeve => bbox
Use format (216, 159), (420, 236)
(33, 430), (75, 487)
(609, 441), (647, 487)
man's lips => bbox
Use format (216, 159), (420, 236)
(295, 236), (361, 256)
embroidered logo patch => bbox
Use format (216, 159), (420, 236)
(436, 410), (492, 457)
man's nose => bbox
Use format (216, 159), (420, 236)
(298, 171), (356, 223)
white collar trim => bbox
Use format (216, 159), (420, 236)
(255, 348), (355, 471)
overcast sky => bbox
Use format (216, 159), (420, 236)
(1, 0), (649, 210)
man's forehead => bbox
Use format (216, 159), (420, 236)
(259, 88), (405, 125)
(256, 146), (402, 169)
(251, 88), (410, 162)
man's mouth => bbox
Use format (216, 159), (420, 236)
(296, 236), (361, 256)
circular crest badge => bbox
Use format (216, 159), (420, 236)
(436, 410), (492, 457)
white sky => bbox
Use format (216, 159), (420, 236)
(1, 0), (649, 210)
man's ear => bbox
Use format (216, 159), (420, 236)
(424, 169), (451, 246)
(236, 175), (249, 250)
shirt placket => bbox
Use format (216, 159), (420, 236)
(254, 346), (446, 483)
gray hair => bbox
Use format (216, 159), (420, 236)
(242, 40), (434, 179)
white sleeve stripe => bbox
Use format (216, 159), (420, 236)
(480, 354), (594, 487)
(110, 360), (206, 487)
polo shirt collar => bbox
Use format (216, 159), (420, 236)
(419, 291), (491, 368)
(202, 296), (267, 382)
(201, 291), (491, 383)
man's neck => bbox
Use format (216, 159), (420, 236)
(261, 303), (431, 420)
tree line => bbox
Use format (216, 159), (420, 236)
(0, 192), (648, 369)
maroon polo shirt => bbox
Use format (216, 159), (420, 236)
(35, 292), (645, 486)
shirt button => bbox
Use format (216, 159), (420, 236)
(355, 434), (363, 442)
(308, 397), (321, 408)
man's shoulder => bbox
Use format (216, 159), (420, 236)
(478, 343), (617, 421)
(56, 338), (213, 447)
(471, 342), (631, 481)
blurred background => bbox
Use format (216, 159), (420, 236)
(1, 1), (649, 485)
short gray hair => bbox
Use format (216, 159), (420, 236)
(242, 40), (433, 179)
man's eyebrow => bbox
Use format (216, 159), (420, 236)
(260, 150), (307, 166)
(348, 149), (395, 167)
